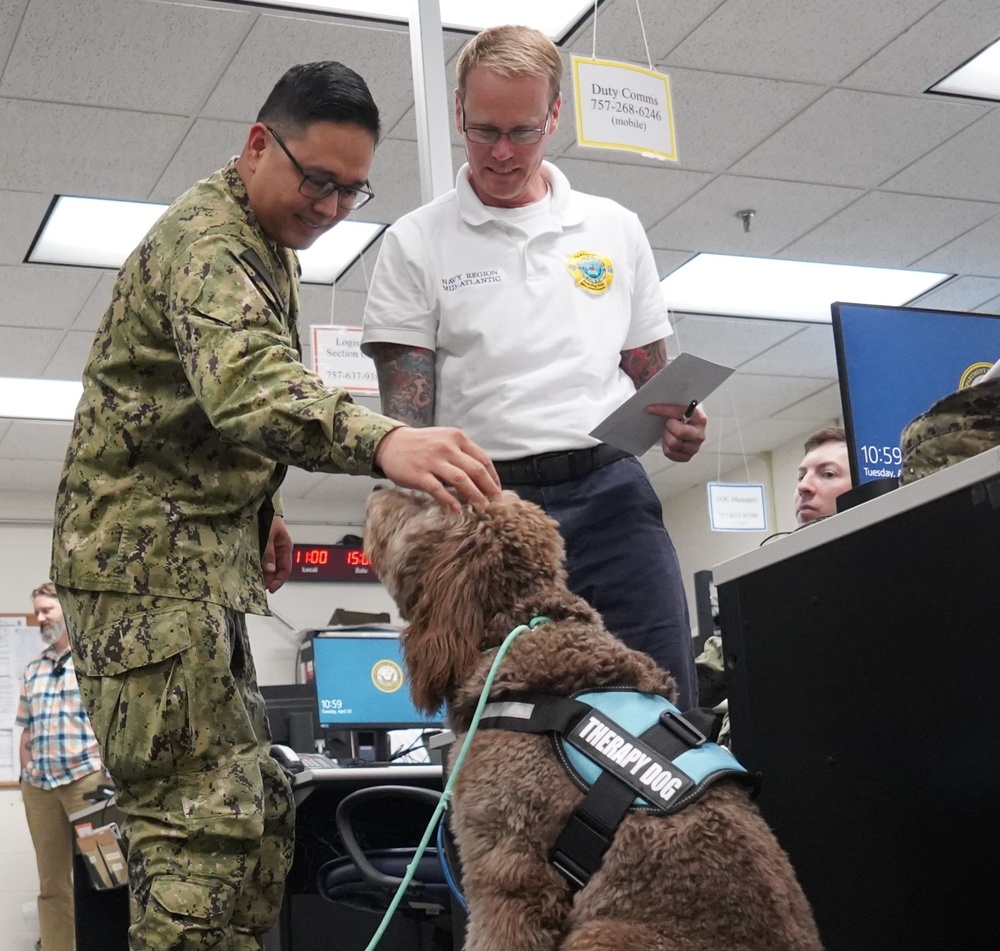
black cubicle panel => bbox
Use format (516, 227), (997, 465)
(718, 472), (1000, 950)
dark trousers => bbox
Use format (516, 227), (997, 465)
(506, 456), (698, 710)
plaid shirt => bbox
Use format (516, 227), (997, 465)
(16, 645), (104, 790)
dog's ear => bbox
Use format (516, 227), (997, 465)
(401, 505), (492, 714)
(404, 577), (486, 715)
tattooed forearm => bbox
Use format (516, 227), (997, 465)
(368, 343), (436, 427)
(619, 339), (667, 388)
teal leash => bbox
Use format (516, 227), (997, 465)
(361, 616), (549, 951)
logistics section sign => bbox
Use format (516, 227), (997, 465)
(572, 56), (677, 161)
(311, 325), (379, 396)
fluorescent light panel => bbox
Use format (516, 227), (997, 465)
(930, 37), (1000, 100)
(232, 1), (593, 40)
(28, 196), (382, 284)
(661, 254), (950, 323)
(0, 378), (82, 422)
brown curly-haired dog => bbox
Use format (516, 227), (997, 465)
(364, 487), (822, 951)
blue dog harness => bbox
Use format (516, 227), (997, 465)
(478, 687), (755, 888)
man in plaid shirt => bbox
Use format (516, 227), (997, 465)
(17, 582), (110, 951)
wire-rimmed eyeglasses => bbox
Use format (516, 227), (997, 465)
(266, 125), (374, 210)
(461, 109), (552, 146)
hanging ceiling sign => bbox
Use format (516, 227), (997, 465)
(707, 482), (768, 533)
(311, 325), (379, 397)
(571, 56), (677, 162)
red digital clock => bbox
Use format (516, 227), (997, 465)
(288, 544), (380, 583)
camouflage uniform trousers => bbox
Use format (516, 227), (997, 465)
(57, 588), (294, 951)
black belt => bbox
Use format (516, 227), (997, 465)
(493, 444), (631, 487)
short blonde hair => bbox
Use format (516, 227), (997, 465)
(456, 25), (562, 106)
(31, 581), (58, 600)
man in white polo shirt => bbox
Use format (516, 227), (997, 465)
(362, 24), (707, 709)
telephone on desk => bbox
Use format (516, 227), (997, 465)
(270, 744), (338, 774)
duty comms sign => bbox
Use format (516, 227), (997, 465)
(571, 56), (677, 161)
(311, 325), (379, 397)
(707, 482), (768, 533)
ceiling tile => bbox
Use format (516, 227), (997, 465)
(648, 68), (822, 173)
(701, 373), (830, 419)
(72, 274), (117, 331)
(0, 419), (73, 461)
(737, 325), (839, 378)
(365, 138), (443, 225)
(668, 314), (804, 368)
(0, 456), (64, 494)
(730, 89), (986, 189)
(0, 190), (52, 265)
(912, 215), (1000, 279)
(666, 0), (941, 84)
(0, 99), (189, 198)
(565, 0), (723, 63)
(43, 331), (96, 380)
(772, 382), (844, 421)
(909, 276), (1000, 313)
(0, 326), (62, 376)
(298, 284), (335, 330)
(204, 15), (414, 131)
(973, 296), (1000, 315)
(881, 111), (1000, 203)
(648, 175), (861, 254)
(0, 0), (254, 113)
(781, 191), (1000, 267)
(842, 0), (1000, 96)
(149, 119), (249, 203)
(555, 157), (711, 228)
(0, 1), (27, 73)
(0, 265), (102, 329)
(652, 249), (695, 278)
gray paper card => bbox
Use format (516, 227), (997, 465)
(590, 352), (734, 456)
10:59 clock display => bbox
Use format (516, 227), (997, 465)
(858, 445), (903, 467)
(288, 544), (380, 583)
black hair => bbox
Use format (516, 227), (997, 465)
(257, 61), (380, 144)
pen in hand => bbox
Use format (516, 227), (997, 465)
(682, 400), (698, 423)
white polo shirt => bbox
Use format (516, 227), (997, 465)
(362, 161), (671, 459)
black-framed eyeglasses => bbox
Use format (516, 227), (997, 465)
(265, 125), (374, 210)
(461, 109), (551, 146)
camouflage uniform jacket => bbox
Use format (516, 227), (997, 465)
(52, 161), (400, 614)
(899, 377), (1000, 485)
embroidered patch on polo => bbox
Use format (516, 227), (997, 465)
(567, 251), (614, 294)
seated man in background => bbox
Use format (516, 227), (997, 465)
(794, 426), (852, 526)
(698, 426), (853, 744)
(18, 582), (110, 951)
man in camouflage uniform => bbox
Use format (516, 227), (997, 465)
(51, 62), (499, 951)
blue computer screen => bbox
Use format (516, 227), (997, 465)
(311, 629), (443, 730)
(832, 302), (1000, 484)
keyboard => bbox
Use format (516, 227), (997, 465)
(299, 753), (338, 770)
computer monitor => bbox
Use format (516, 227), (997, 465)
(832, 302), (1000, 485)
(260, 683), (319, 752)
(310, 628), (444, 762)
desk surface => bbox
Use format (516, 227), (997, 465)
(294, 764), (442, 786)
(713, 443), (1000, 585)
